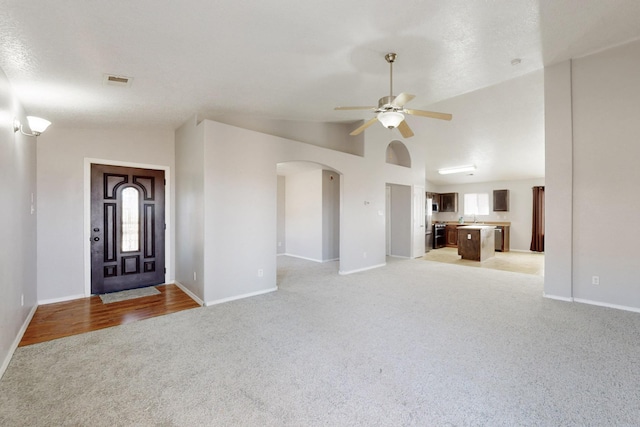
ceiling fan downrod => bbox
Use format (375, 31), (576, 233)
(385, 52), (397, 101)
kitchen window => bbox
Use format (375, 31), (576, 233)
(464, 193), (489, 216)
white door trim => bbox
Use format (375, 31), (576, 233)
(83, 158), (172, 296)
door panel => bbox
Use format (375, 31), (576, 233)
(91, 164), (165, 294)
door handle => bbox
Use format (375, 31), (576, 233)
(93, 237), (100, 242)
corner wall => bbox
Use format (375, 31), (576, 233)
(176, 118), (426, 305)
(544, 39), (640, 311)
(175, 117), (205, 300)
(570, 40), (640, 309)
(544, 61), (573, 299)
(0, 68), (37, 377)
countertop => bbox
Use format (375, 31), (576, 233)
(442, 221), (511, 227)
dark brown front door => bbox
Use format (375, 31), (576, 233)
(91, 164), (165, 294)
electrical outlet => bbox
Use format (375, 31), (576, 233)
(258, 269), (263, 277)
(592, 276), (599, 285)
(21, 294), (24, 307)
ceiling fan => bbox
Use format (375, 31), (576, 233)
(335, 53), (452, 138)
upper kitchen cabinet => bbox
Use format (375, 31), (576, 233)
(493, 189), (509, 212)
(440, 193), (458, 212)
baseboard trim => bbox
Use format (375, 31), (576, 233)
(339, 263), (386, 275)
(173, 281), (204, 306)
(1, 305), (37, 380)
(38, 294), (87, 305)
(543, 293), (574, 302)
(510, 249), (544, 254)
(282, 253), (323, 263)
(573, 298), (640, 314)
(205, 287), (278, 307)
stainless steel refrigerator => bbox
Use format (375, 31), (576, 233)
(425, 195), (433, 252)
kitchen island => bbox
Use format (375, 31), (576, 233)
(457, 225), (496, 261)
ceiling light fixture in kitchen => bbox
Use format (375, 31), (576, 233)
(438, 165), (476, 175)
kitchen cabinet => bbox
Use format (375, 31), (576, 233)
(493, 189), (509, 211)
(439, 193), (458, 212)
(457, 226), (496, 261)
(445, 224), (459, 247)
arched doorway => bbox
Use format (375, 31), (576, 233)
(276, 161), (341, 263)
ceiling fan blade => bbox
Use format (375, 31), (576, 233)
(393, 93), (415, 107)
(349, 117), (378, 136)
(397, 120), (414, 138)
(405, 109), (453, 121)
(335, 106), (376, 111)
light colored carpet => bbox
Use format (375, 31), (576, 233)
(99, 286), (160, 304)
(1, 256), (639, 426)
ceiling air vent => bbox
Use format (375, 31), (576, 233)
(103, 74), (133, 87)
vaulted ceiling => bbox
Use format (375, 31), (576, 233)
(2, 1), (640, 184)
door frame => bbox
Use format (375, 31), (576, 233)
(83, 158), (172, 296)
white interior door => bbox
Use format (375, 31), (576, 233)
(412, 185), (425, 257)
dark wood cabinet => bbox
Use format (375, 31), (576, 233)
(445, 225), (459, 247)
(458, 227), (496, 261)
(440, 193), (458, 212)
(493, 189), (509, 211)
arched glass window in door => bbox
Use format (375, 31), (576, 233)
(121, 187), (140, 252)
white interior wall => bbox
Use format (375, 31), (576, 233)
(285, 169), (323, 262)
(175, 117), (205, 300)
(322, 170), (340, 261)
(387, 184), (412, 257)
(0, 69), (37, 378)
(36, 128), (175, 302)
(432, 178), (544, 251)
(206, 115), (364, 157)
(570, 40), (640, 309)
(544, 61), (573, 300)
(383, 140), (427, 259)
(276, 175), (286, 254)
(202, 120), (280, 304)
(174, 118), (424, 304)
(412, 185), (426, 257)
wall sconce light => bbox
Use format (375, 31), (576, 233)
(13, 116), (52, 137)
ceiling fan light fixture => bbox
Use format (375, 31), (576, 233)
(377, 111), (404, 129)
(438, 165), (476, 175)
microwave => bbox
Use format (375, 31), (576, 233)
(432, 203), (439, 212)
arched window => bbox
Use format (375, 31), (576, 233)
(121, 187), (140, 252)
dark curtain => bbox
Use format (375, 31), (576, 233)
(530, 186), (545, 252)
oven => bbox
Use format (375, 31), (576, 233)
(433, 223), (446, 249)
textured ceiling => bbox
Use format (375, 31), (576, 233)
(1, 0), (640, 183)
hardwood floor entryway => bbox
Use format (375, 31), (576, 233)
(20, 284), (200, 347)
